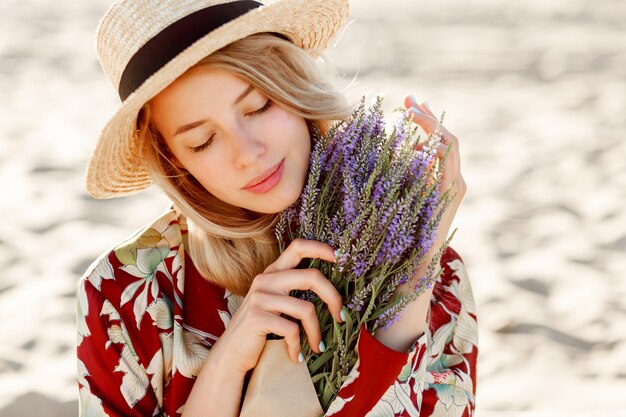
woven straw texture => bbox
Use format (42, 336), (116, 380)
(87, 0), (350, 198)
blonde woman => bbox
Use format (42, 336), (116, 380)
(77, 1), (478, 416)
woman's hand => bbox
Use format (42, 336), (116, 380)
(211, 238), (345, 375)
(372, 97), (467, 351)
(403, 96), (466, 244)
(187, 240), (341, 417)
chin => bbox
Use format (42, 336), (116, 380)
(247, 181), (303, 214)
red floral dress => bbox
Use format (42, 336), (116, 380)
(77, 207), (478, 417)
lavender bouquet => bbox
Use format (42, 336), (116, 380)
(269, 94), (459, 412)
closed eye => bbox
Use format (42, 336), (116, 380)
(190, 133), (215, 153)
(190, 100), (274, 154)
(249, 99), (274, 116)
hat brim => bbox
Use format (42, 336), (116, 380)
(86, 0), (349, 199)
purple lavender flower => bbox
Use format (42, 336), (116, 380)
(272, 94), (453, 413)
(378, 310), (401, 330)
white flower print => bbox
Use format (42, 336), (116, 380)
(146, 297), (174, 330)
(77, 358), (109, 417)
(119, 242), (172, 330)
(76, 255), (114, 347)
(444, 259), (479, 353)
(172, 321), (210, 379)
(100, 299), (121, 321)
(108, 321), (150, 407)
(150, 215), (183, 248)
(88, 255), (115, 291)
(158, 331), (174, 386)
(219, 289), (244, 328)
(217, 309), (231, 330)
(146, 349), (164, 408)
(412, 354), (434, 410)
(365, 383), (404, 417)
(145, 298), (175, 407)
(101, 299), (125, 357)
(326, 394), (356, 416)
(326, 357), (360, 416)
(428, 319), (456, 370)
(394, 380), (420, 417)
(76, 280), (91, 346)
(147, 298), (174, 380)
(171, 246), (185, 301)
(340, 357), (361, 390)
(431, 383), (474, 417)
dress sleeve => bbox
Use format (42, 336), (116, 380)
(325, 246), (478, 417)
(76, 262), (161, 417)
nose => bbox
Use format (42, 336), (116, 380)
(228, 124), (266, 169)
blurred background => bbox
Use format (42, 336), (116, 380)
(0, 0), (624, 415)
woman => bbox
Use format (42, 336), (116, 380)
(77, 0), (478, 416)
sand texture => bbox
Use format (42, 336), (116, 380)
(0, 0), (624, 415)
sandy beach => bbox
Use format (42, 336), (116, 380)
(0, 0), (624, 415)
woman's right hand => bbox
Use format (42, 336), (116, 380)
(212, 238), (345, 375)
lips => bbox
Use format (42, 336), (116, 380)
(243, 159), (283, 189)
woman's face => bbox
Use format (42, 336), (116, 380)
(149, 68), (311, 213)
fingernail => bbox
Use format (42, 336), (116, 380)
(411, 106), (424, 115)
(333, 249), (340, 261)
(423, 101), (433, 113)
(340, 307), (347, 322)
(298, 351), (305, 363)
(319, 341), (326, 352)
(410, 94), (418, 105)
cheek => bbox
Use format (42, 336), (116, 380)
(272, 113), (311, 152)
(184, 155), (225, 193)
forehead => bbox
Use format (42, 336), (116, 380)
(147, 68), (257, 136)
(152, 68), (249, 106)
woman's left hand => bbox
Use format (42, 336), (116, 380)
(372, 96), (467, 350)
(403, 95), (466, 243)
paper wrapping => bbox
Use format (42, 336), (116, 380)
(239, 339), (324, 417)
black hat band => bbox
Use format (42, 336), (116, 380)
(118, 0), (264, 102)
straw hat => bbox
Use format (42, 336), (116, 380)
(87, 0), (350, 199)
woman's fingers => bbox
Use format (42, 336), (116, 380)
(256, 311), (303, 362)
(249, 292), (324, 355)
(406, 106), (443, 137)
(403, 95), (460, 153)
(406, 97), (462, 197)
(262, 238), (342, 321)
(405, 95), (433, 118)
(407, 95), (436, 118)
(251, 268), (344, 324)
(224, 239), (343, 371)
(263, 238), (336, 274)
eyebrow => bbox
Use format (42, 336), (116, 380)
(173, 84), (256, 137)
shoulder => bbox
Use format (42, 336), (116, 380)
(76, 205), (190, 338)
(77, 206), (184, 296)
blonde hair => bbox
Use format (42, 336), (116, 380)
(136, 32), (358, 296)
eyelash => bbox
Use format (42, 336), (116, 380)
(190, 100), (274, 154)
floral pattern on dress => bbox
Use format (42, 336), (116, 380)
(77, 207), (478, 417)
